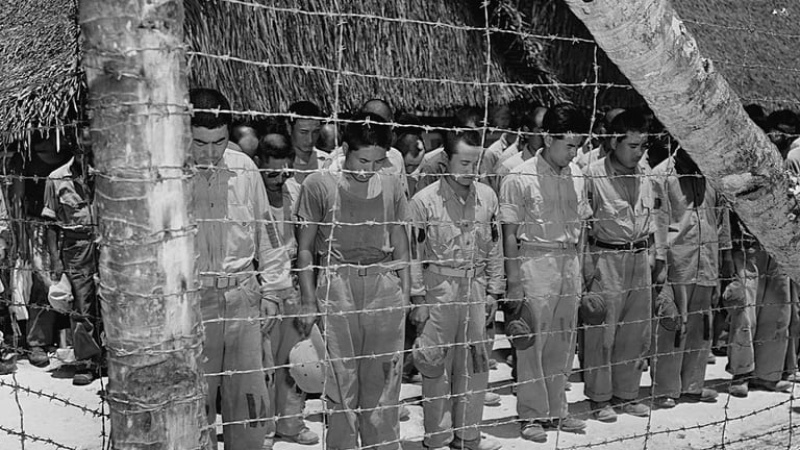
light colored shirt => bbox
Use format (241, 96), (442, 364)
(785, 138), (800, 175)
(575, 146), (605, 171)
(42, 158), (95, 233)
(486, 134), (510, 159)
(499, 154), (590, 245)
(194, 146), (292, 292)
(325, 146), (408, 194)
(586, 157), (666, 259)
(496, 141), (520, 167)
(652, 156), (731, 286)
(270, 177), (301, 260)
(294, 148), (329, 185)
(410, 179), (504, 296)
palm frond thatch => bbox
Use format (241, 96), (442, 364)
(0, 0), (84, 147)
(184, 0), (564, 115)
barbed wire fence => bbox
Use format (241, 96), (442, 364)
(1, 0), (800, 449)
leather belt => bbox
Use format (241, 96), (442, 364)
(589, 235), (652, 252)
(199, 272), (251, 289)
(520, 240), (577, 251)
(425, 264), (484, 279)
(337, 260), (406, 277)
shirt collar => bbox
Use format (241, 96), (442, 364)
(438, 176), (480, 206)
(535, 153), (570, 176)
(604, 154), (641, 177)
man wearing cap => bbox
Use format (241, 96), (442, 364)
(499, 103), (591, 441)
(190, 88), (292, 450)
(650, 148), (731, 407)
(409, 129), (504, 450)
(582, 110), (667, 421)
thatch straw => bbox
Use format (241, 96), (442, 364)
(184, 0), (564, 115)
(2, 0), (564, 147)
(0, 0), (84, 147)
(523, 0), (800, 110)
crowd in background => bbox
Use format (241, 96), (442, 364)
(1, 92), (799, 450)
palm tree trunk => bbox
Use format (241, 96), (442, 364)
(78, 1), (210, 448)
(563, 0), (800, 279)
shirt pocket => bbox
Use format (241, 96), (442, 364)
(524, 191), (552, 226)
(226, 202), (255, 256)
(427, 222), (461, 259)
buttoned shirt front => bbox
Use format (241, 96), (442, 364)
(42, 158), (95, 234)
(194, 146), (292, 292)
(652, 157), (731, 286)
(586, 156), (666, 259)
(410, 179), (504, 297)
(499, 155), (590, 245)
(294, 148), (330, 185)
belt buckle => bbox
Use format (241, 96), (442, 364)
(357, 267), (368, 276)
(465, 268), (475, 278)
(216, 277), (229, 289)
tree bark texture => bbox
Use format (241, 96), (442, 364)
(563, 0), (800, 279)
(79, 1), (210, 448)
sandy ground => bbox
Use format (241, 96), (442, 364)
(2, 336), (799, 450)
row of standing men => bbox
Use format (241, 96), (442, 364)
(185, 90), (798, 450)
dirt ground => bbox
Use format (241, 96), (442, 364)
(2, 337), (799, 450)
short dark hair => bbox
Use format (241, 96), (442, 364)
(189, 88), (232, 129)
(542, 103), (589, 136)
(257, 133), (294, 163)
(288, 101), (323, 125)
(454, 106), (483, 128)
(443, 129), (482, 159)
(344, 113), (392, 150)
(608, 109), (650, 139)
(395, 113), (424, 138)
(395, 133), (423, 158)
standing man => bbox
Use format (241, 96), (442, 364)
(725, 212), (793, 397)
(582, 110), (666, 421)
(42, 137), (101, 386)
(190, 88), (291, 450)
(575, 108), (625, 170)
(295, 113), (410, 450)
(409, 130), (503, 450)
(230, 121), (260, 158)
(500, 103), (591, 441)
(11, 131), (74, 369)
(255, 133), (319, 448)
(650, 147), (731, 407)
(287, 101), (329, 184)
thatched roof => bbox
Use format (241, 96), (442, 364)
(0, 0), (83, 147)
(524, 0), (800, 109)
(184, 0), (563, 115)
(0, 0), (564, 147)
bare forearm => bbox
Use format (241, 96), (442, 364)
(47, 227), (60, 262)
(391, 225), (411, 305)
(296, 249), (316, 306)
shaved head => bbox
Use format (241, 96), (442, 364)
(604, 108), (626, 126)
(361, 99), (394, 122)
(317, 123), (339, 152)
(533, 107), (549, 129)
